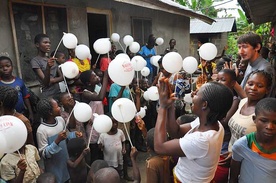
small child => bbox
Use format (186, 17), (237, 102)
(98, 113), (126, 177)
(0, 86), (35, 145)
(230, 97), (276, 183)
(59, 92), (86, 142)
(67, 138), (90, 183)
(0, 143), (41, 183)
(0, 56), (33, 120)
(36, 98), (82, 183)
(50, 51), (66, 92)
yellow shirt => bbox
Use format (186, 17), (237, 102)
(71, 58), (91, 72)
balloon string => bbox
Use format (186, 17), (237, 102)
(127, 86), (134, 103)
(118, 108), (133, 147)
(64, 107), (74, 131)
(62, 74), (71, 98)
(118, 41), (124, 52)
(17, 150), (23, 159)
(53, 36), (63, 58)
(174, 73), (179, 94)
(87, 124), (94, 148)
(136, 71), (139, 88)
(94, 54), (101, 66)
(190, 74), (193, 92)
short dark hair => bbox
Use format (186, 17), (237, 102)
(177, 114), (197, 125)
(37, 172), (56, 183)
(0, 56), (13, 66)
(34, 33), (49, 44)
(90, 160), (109, 174)
(79, 70), (92, 85)
(0, 86), (18, 110)
(237, 32), (262, 51)
(246, 70), (273, 89)
(219, 69), (237, 82)
(67, 138), (85, 158)
(255, 98), (276, 116)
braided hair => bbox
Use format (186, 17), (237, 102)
(201, 82), (233, 124)
(0, 86), (18, 110)
(36, 98), (53, 120)
(246, 70), (273, 89)
(255, 98), (276, 116)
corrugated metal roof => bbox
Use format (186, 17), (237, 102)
(190, 17), (237, 34)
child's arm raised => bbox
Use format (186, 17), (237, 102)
(82, 70), (108, 101)
(37, 130), (67, 159)
(67, 148), (90, 168)
(33, 57), (55, 87)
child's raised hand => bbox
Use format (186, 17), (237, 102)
(82, 147), (90, 156)
(75, 131), (83, 138)
(47, 57), (56, 68)
(56, 131), (67, 144)
(17, 158), (27, 171)
(130, 147), (138, 160)
(135, 116), (145, 131)
(158, 77), (176, 109)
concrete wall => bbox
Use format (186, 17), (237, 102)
(1, 0), (190, 94)
(190, 33), (228, 62)
(0, 0), (18, 74)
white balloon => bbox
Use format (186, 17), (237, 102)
(111, 33), (120, 42)
(147, 86), (159, 101)
(61, 61), (79, 79)
(156, 37), (164, 45)
(131, 56), (146, 71)
(183, 56), (198, 74)
(123, 35), (134, 46)
(115, 53), (130, 62)
(63, 33), (78, 49)
(93, 114), (113, 133)
(108, 58), (134, 86)
(73, 103), (92, 122)
(141, 67), (150, 77)
(0, 115), (27, 153)
(88, 54), (92, 60)
(143, 91), (150, 101)
(150, 55), (161, 67)
(111, 98), (137, 123)
(129, 42), (140, 53)
(184, 93), (193, 103)
(93, 38), (111, 54)
(136, 106), (147, 118)
(162, 52), (183, 73)
(75, 44), (90, 60)
(198, 43), (218, 61)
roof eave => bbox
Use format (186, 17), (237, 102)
(114, 0), (215, 25)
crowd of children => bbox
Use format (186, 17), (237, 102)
(0, 31), (276, 183)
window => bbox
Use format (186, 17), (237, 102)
(131, 17), (152, 45)
(10, 2), (68, 85)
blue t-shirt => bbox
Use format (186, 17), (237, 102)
(0, 77), (30, 113)
(138, 45), (156, 73)
(108, 83), (130, 111)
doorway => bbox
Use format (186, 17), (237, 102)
(87, 13), (108, 66)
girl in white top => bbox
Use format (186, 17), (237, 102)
(154, 79), (233, 183)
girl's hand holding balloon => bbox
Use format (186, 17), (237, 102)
(17, 158), (27, 171)
(158, 77), (176, 109)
